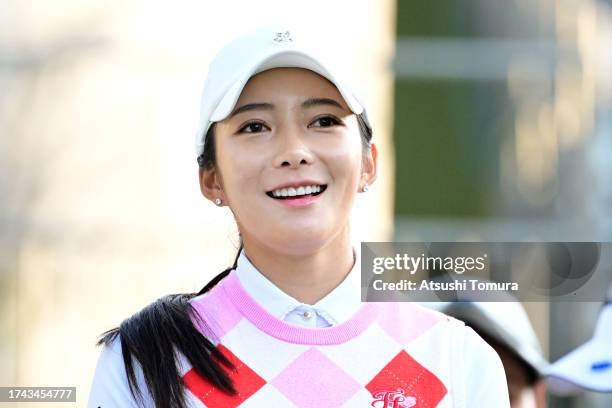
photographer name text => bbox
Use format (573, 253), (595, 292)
(371, 279), (519, 292)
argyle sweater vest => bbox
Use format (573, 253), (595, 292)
(179, 271), (471, 408)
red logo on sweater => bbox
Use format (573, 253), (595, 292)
(366, 350), (447, 407)
(371, 388), (416, 408)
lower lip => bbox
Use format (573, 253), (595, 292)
(272, 193), (323, 207)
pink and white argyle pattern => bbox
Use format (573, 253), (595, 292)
(184, 272), (459, 408)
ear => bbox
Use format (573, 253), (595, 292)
(361, 142), (378, 190)
(198, 166), (226, 206)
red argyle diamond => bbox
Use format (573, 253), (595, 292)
(183, 344), (266, 407)
(366, 350), (447, 408)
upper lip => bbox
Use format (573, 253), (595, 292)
(267, 180), (326, 192)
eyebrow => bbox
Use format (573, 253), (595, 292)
(302, 97), (343, 110)
(229, 102), (274, 118)
(228, 97), (345, 119)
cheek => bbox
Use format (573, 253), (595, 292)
(217, 143), (263, 201)
(320, 138), (363, 187)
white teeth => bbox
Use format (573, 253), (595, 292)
(270, 185), (323, 198)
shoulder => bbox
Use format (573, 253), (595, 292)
(455, 323), (510, 407)
(398, 303), (503, 362)
(378, 301), (466, 330)
(88, 293), (201, 408)
(462, 324), (506, 369)
(369, 302), (467, 349)
(379, 301), (505, 360)
(189, 272), (243, 339)
(190, 274), (227, 306)
(88, 335), (152, 408)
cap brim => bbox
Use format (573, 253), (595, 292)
(546, 339), (612, 394)
(209, 50), (364, 123)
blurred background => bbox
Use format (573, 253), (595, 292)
(0, 0), (610, 407)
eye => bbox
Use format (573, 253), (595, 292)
(310, 115), (341, 128)
(238, 121), (268, 134)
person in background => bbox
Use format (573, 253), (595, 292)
(546, 283), (612, 395)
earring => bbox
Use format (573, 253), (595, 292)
(214, 198), (222, 206)
(362, 184), (369, 192)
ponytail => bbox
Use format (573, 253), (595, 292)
(96, 244), (243, 408)
(196, 245), (241, 296)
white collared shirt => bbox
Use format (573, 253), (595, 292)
(234, 247), (362, 328)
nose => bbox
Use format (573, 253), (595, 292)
(272, 125), (315, 169)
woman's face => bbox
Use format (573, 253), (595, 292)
(200, 67), (376, 255)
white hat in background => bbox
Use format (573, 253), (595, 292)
(195, 25), (366, 158)
(432, 300), (549, 377)
(545, 286), (612, 394)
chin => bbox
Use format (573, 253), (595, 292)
(268, 232), (333, 257)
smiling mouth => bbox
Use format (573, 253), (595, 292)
(266, 184), (328, 200)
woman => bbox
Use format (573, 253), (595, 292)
(88, 26), (510, 408)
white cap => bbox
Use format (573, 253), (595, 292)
(545, 302), (612, 394)
(195, 25), (365, 157)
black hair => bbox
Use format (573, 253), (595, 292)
(97, 111), (373, 408)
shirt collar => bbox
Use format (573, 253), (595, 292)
(234, 245), (362, 326)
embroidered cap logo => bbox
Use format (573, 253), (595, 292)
(273, 31), (293, 43)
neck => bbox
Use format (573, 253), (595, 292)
(240, 227), (355, 305)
